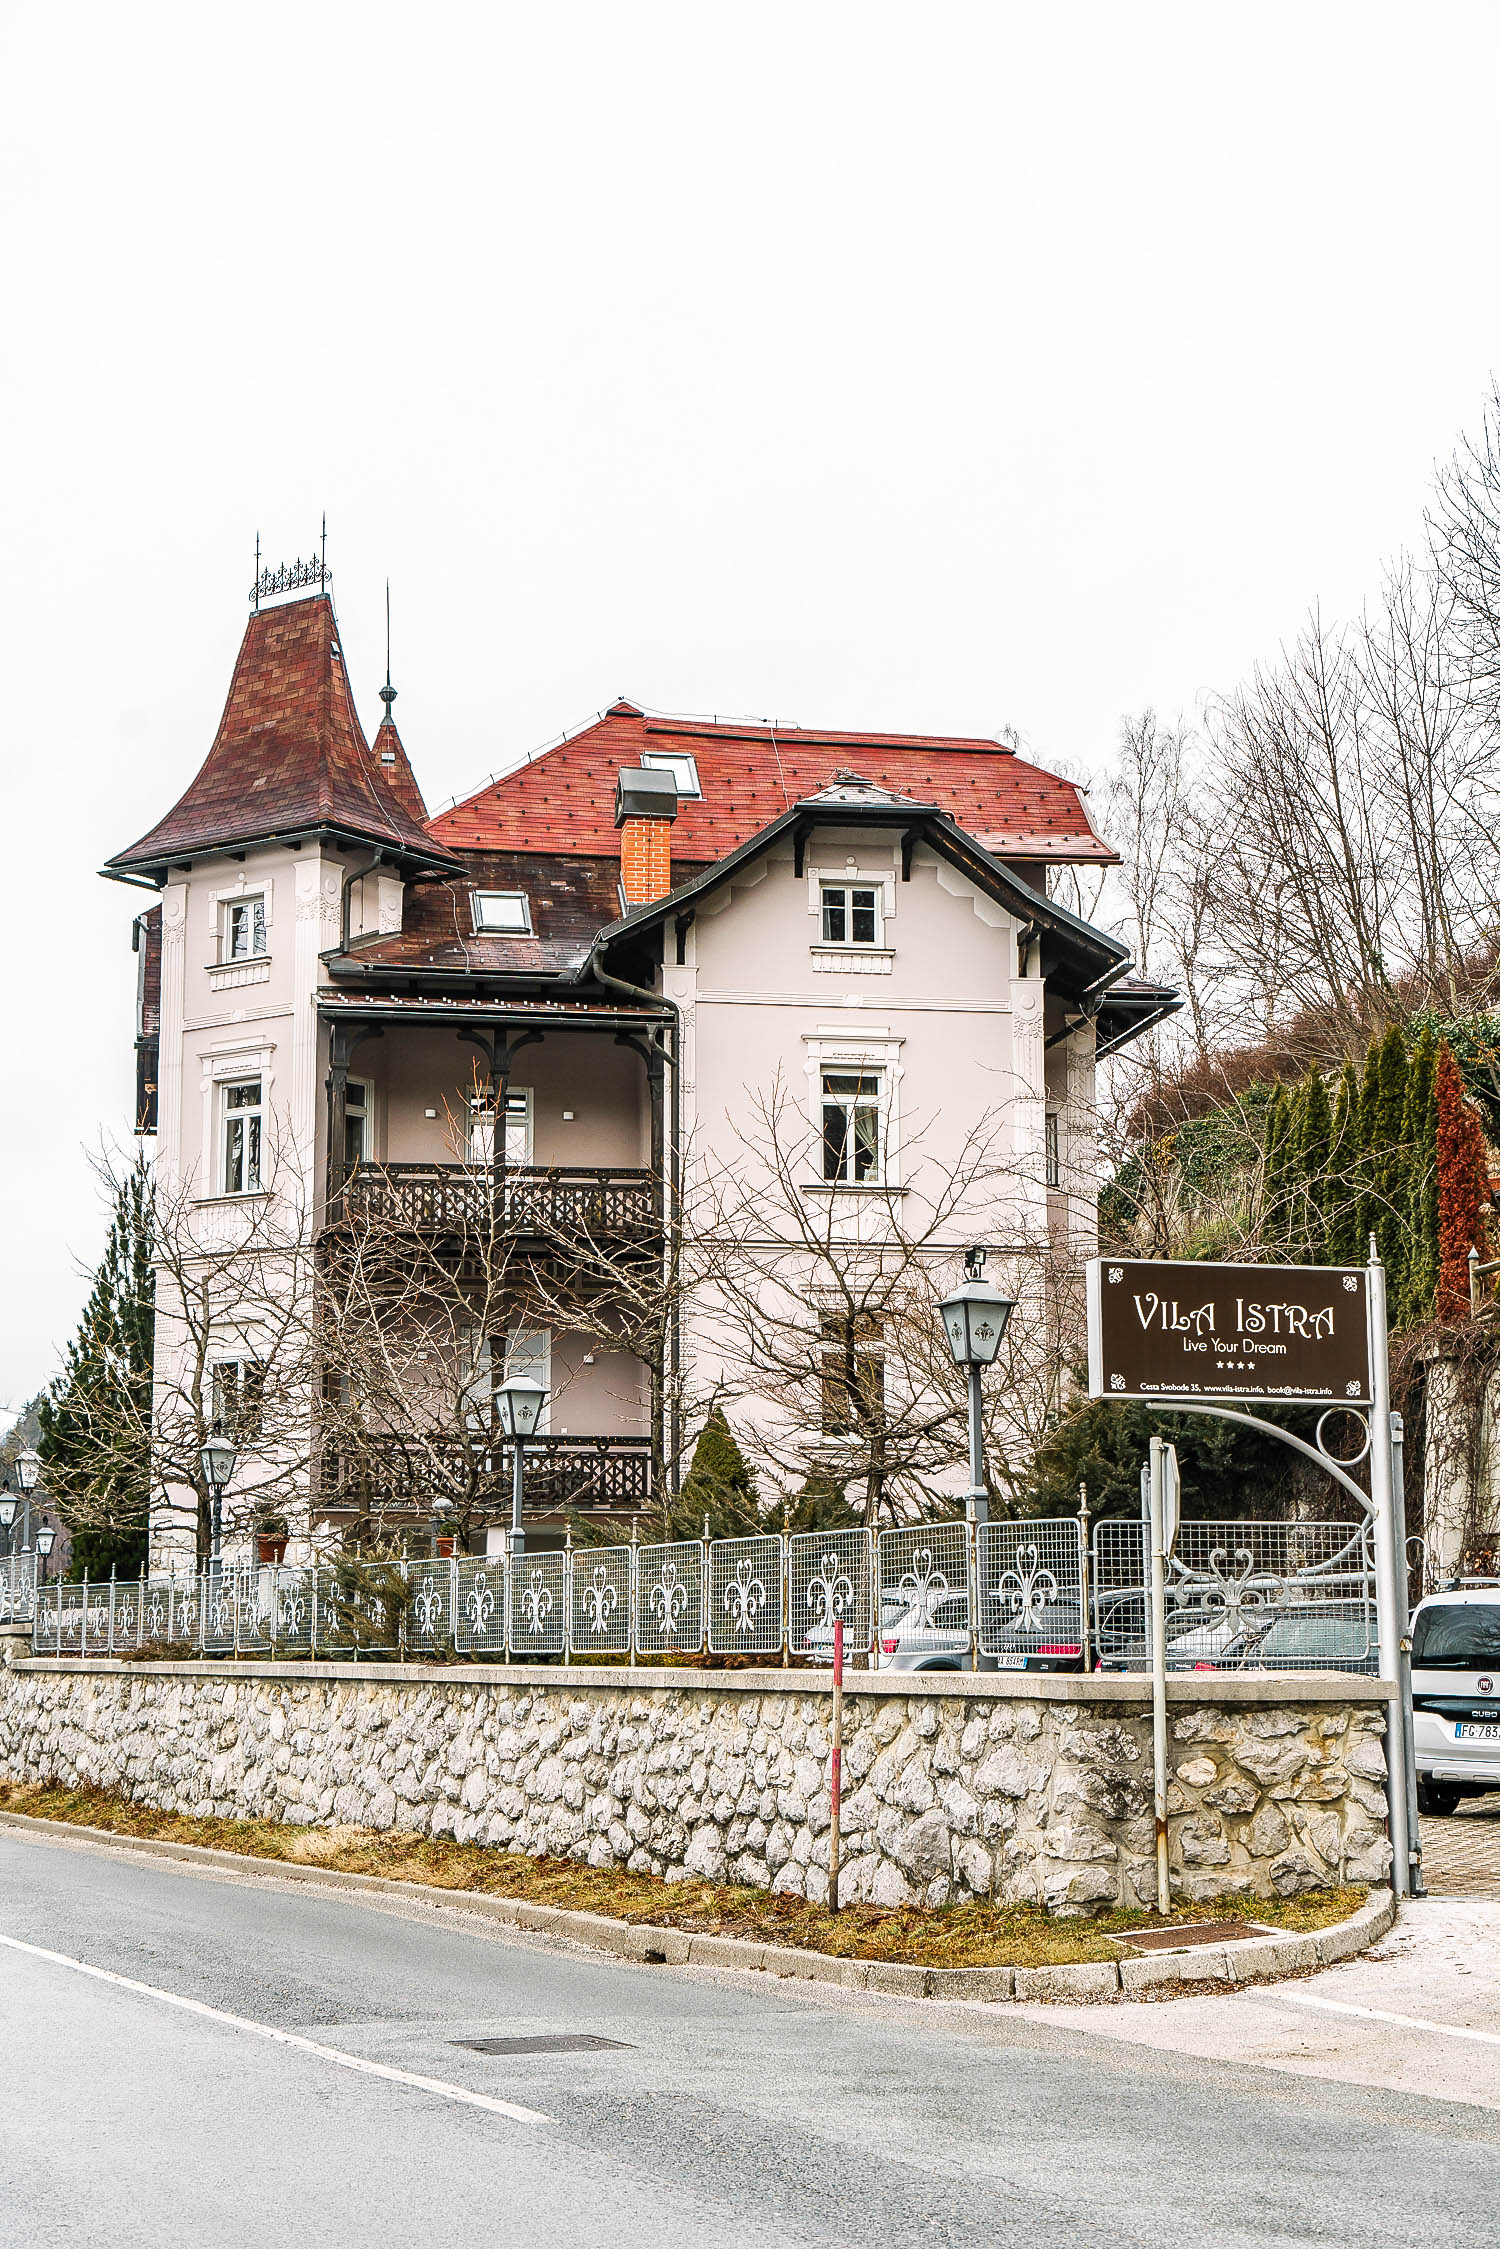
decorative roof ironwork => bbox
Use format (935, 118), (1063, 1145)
(250, 518), (331, 610)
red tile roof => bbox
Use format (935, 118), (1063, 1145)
(106, 595), (451, 875)
(370, 710), (428, 825)
(429, 704), (1115, 864)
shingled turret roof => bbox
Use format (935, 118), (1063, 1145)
(105, 595), (459, 880)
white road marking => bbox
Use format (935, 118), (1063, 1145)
(1281, 1989), (1500, 2047)
(0, 1929), (551, 2124)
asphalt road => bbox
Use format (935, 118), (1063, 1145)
(2, 1833), (1497, 2249)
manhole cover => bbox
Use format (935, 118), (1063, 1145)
(453, 2034), (635, 2056)
(1119, 1921), (1273, 1952)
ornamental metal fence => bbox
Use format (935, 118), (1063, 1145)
(1090, 1517), (1377, 1674)
(0, 1551), (37, 1625)
(27, 1512), (1375, 1675)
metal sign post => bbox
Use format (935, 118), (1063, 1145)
(1148, 1436), (1174, 1915)
(1365, 1251), (1412, 1900)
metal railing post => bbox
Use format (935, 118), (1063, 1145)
(108, 1569), (117, 1655)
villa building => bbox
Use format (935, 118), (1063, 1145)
(108, 578), (1172, 1567)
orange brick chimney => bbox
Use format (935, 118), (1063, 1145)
(615, 766), (679, 907)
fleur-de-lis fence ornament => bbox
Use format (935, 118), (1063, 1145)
(465, 1571), (496, 1634)
(723, 1558), (765, 1635)
(115, 1598), (136, 1643)
(145, 1591), (167, 1639)
(209, 1585), (235, 1639)
(649, 1562), (688, 1641)
(1197, 1545), (1265, 1636)
(413, 1577), (444, 1636)
(279, 1585), (307, 1637)
(897, 1549), (949, 1628)
(520, 1569), (552, 1635)
(995, 1543), (1059, 1631)
(805, 1551), (854, 1629)
(87, 1600), (110, 1645)
(581, 1564), (618, 1635)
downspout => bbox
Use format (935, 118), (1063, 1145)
(583, 932), (682, 1512)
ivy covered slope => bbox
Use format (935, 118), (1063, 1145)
(1033, 1023), (1496, 1521)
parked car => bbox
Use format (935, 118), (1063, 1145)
(1217, 1600), (1376, 1675)
(1410, 1586), (1500, 1816)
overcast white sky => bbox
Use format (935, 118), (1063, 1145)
(3, 0), (1499, 1422)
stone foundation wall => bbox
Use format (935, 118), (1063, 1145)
(0, 1660), (1394, 1911)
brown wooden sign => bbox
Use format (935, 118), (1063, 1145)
(1086, 1258), (1372, 1404)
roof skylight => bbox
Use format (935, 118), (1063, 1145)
(472, 891), (533, 935)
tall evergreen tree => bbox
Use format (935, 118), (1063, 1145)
(1326, 1059), (1364, 1266)
(38, 1155), (154, 1579)
(1399, 1024), (1439, 1326)
(671, 1404), (761, 1541)
(1295, 1068), (1334, 1258)
(1361, 1026), (1410, 1289)
(1260, 1083), (1293, 1248)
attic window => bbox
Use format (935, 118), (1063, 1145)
(380, 746), (397, 766)
(641, 751), (701, 799)
(472, 891), (533, 935)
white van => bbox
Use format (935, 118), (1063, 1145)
(1410, 1586), (1500, 1816)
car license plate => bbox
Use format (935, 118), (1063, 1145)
(992, 1652), (1027, 1669)
(1455, 1722), (1500, 1741)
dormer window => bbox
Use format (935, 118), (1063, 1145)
(222, 896), (268, 961)
(820, 883), (880, 946)
(472, 891), (533, 935)
(641, 750), (701, 799)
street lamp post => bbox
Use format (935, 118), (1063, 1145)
(200, 1428), (239, 1569)
(432, 1491), (454, 1559)
(937, 1249), (1016, 1533)
(0, 1491), (16, 1581)
(15, 1449), (39, 1554)
(494, 1376), (548, 1562)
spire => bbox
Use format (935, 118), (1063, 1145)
(369, 577), (428, 824)
(105, 592), (454, 879)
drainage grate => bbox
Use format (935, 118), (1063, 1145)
(1118, 1921), (1273, 1952)
(453, 2034), (635, 2056)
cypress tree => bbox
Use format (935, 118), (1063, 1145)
(1326, 1059), (1363, 1267)
(1399, 1024), (1439, 1326)
(1260, 1083), (1293, 1248)
(1296, 1068), (1334, 1259)
(672, 1404), (761, 1541)
(38, 1155), (154, 1579)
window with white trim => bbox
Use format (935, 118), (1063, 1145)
(821, 1068), (883, 1184)
(221, 1079), (263, 1195)
(472, 891), (533, 934)
(462, 1327), (552, 1433)
(212, 1358), (265, 1440)
(344, 1079), (372, 1170)
(641, 750), (701, 798)
(820, 883), (881, 946)
(221, 896), (268, 961)
(1045, 1110), (1061, 1189)
(467, 1087), (532, 1166)
(819, 1312), (885, 1435)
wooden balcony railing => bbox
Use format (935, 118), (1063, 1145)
(319, 1432), (656, 1514)
(329, 1164), (660, 1241)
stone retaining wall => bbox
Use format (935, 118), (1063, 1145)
(0, 1660), (1394, 1911)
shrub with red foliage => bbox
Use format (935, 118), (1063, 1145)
(1436, 1040), (1492, 1323)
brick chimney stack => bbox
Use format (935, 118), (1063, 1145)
(615, 766), (679, 907)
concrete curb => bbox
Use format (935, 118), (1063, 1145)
(0, 1812), (1395, 2003)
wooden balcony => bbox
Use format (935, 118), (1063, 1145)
(319, 1432), (656, 1514)
(327, 1163), (661, 1243)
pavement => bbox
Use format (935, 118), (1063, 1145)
(1421, 1791), (1500, 1902)
(3, 1829), (1500, 2249)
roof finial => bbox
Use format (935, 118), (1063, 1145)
(253, 531), (260, 613)
(320, 512), (328, 592)
(379, 578), (396, 720)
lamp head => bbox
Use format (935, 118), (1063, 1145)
(200, 1428), (238, 1491)
(494, 1374), (548, 1440)
(937, 1278), (1015, 1367)
(15, 1448), (39, 1494)
(34, 1523), (55, 1557)
(0, 1493), (15, 1530)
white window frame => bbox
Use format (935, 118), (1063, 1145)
(820, 1065), (886, 1186)
(641, 749), (701, 798)
(463, 1326), (552, 1434)
(344, 1077), (374, 1168)
(467, 1086), (533, 1166)
(221, 895), (268, 963)
(818, 881), (884, 948)
(472, 891), (533, 935)
(801, 1031), (904, 1192)
(1045, 1109), (1061, 1190)
(211, 1355), (265, 1440)
(220, 1077), (264, 1196)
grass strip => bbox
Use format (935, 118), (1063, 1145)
(0, 1781), (1366, 1969)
